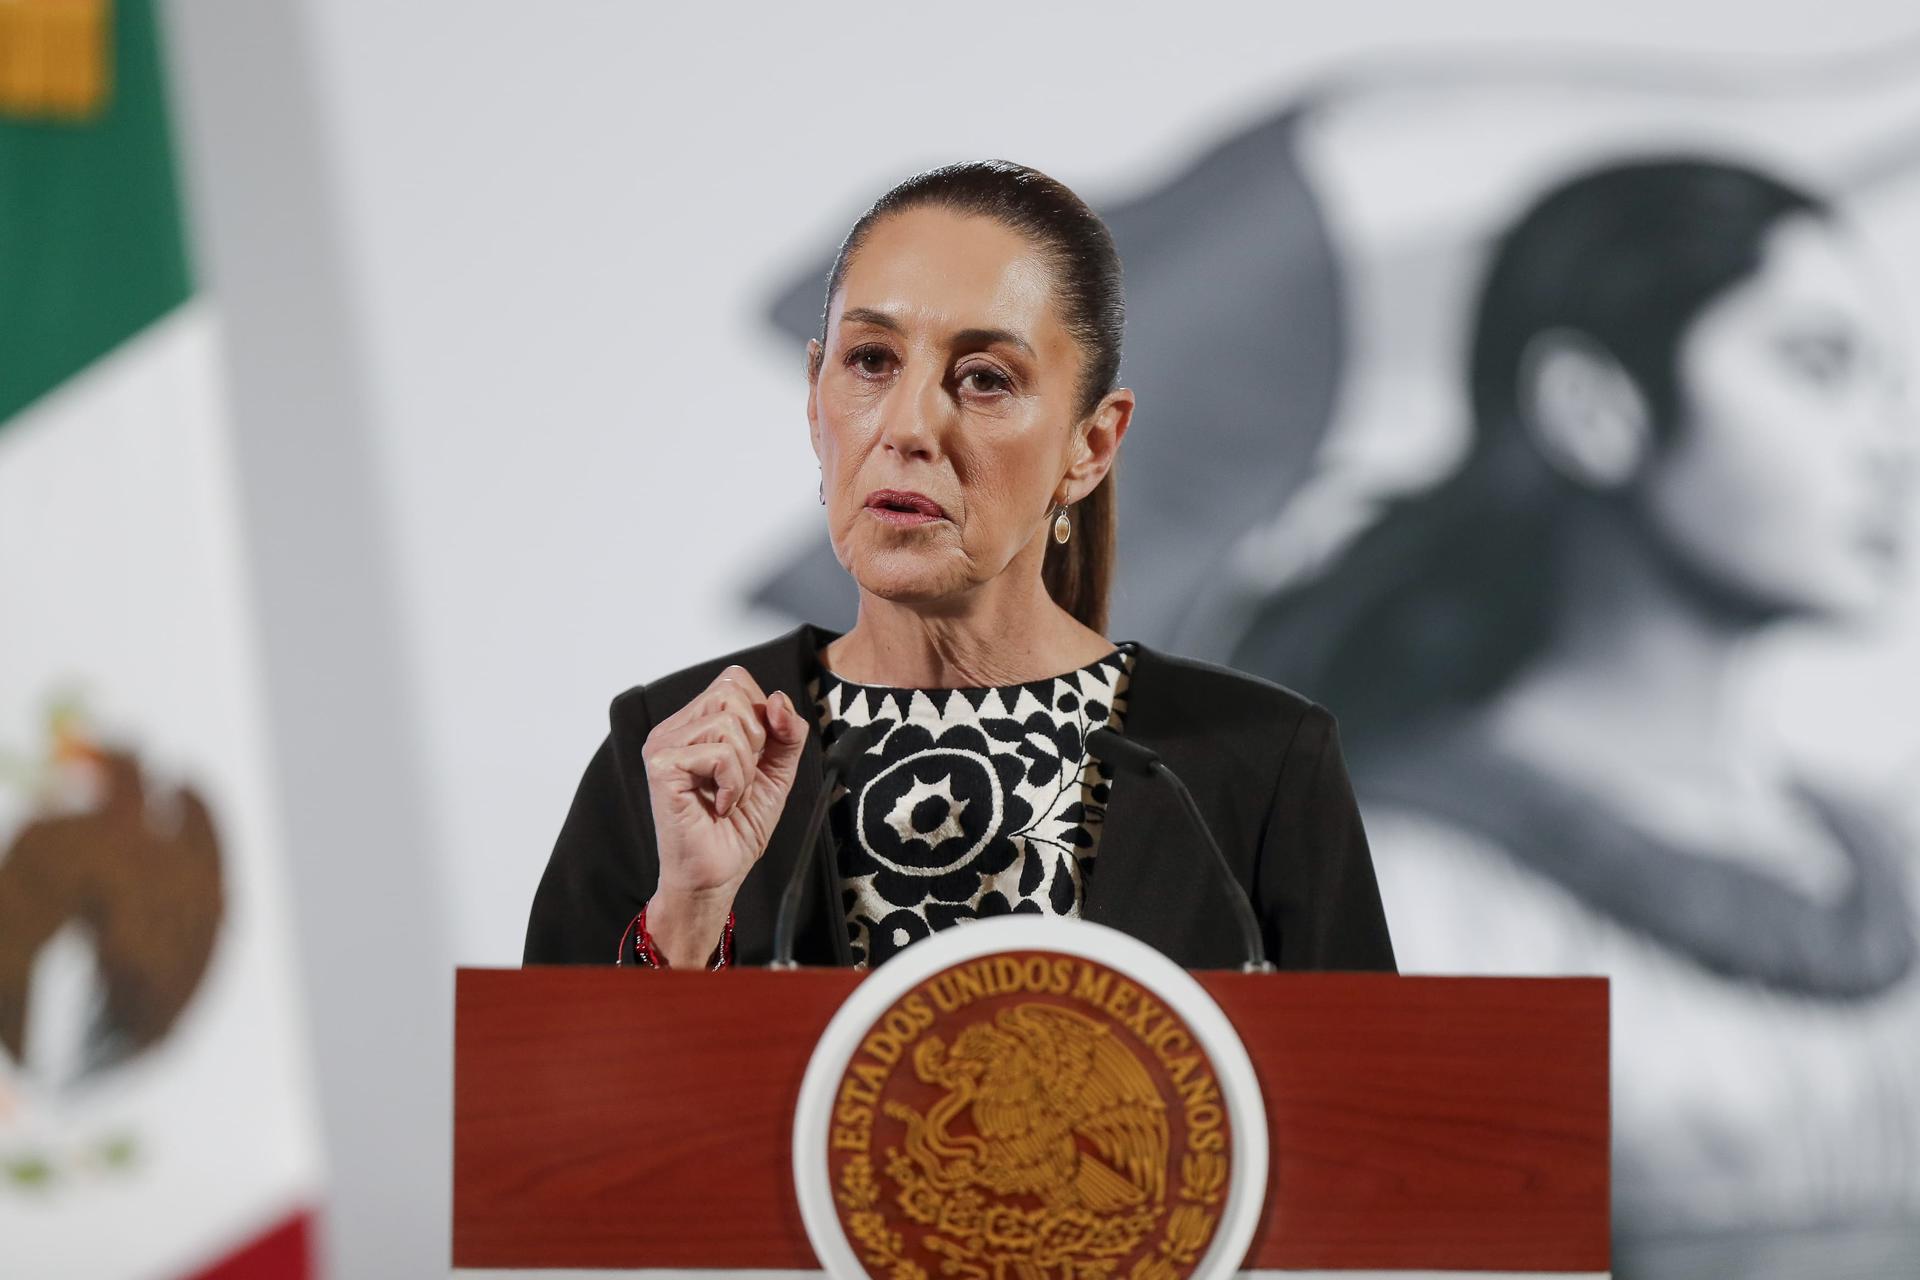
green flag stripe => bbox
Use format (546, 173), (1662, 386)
(0, 0), (192, 429)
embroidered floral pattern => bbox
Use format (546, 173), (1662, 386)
(811, 647), (1135, 968)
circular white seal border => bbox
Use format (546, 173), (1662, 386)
(792, 915), (1270, 1280)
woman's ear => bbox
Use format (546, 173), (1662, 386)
(1060, 387), (1134, 502)
(1518, 328), (1653, 489)
(805, 339), (824, 459)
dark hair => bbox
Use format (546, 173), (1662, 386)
(814, 160), (1126, 632)
(1230, 156), (1831, 748)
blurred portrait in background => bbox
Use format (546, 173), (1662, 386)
(1239, 154), (1919, 1278)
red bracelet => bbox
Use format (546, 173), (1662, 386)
(619, 903), (734, 970)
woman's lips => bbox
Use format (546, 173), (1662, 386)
(863, 489), (947, 525)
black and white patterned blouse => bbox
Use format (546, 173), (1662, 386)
(809, 645), (1136, 969)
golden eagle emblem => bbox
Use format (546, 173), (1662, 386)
(890, 1002), (1169, 1213)
(827, 953), (1233, 1280)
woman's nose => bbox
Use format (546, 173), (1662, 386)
(1860, 392), (1918, 503)
(878, 369), (948, 460)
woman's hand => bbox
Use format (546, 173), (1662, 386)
(640, 665), (810, 965)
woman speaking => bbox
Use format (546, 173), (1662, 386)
(524, 160), (1395, 973)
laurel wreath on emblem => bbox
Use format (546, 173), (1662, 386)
(834, 1002), (1228, 1280)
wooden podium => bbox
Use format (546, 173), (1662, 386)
(453, 968), (1607, 1274)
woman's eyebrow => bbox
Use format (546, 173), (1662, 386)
(952, 327), (1035, 358)
(839, 308), (1035, 358)
(841, 306), (904, 333)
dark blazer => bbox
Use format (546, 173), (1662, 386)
(524, 623), (1396, 972)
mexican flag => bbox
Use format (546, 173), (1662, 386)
(0, 2), (324, 1276)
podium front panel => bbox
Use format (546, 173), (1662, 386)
(453, 969), (1606, 1273)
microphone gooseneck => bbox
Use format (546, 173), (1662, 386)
(771, 720), (885, 969)
(1086, 727), (1274, 973)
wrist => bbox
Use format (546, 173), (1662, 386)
(643, 887), (737, 969)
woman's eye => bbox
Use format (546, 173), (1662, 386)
(960, 366), (1012, 395)
(1777, 333), (1851, 389)
(847, 346), (894, 377)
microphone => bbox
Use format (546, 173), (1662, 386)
(771, 720), (886, 969)
(1086, 728), (1274, 973)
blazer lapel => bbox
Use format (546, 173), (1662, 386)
(728, 622), (848, 967)
(1080, 643), (1217, 957)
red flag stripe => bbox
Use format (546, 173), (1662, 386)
(184, 1208), (316, 1280)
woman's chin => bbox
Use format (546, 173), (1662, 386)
(1801, 572), (1900, 626)
(845, 556), (968, 608)
(1731, 562), (1888, 627)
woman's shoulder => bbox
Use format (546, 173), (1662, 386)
(1128, 642), (1324, 731)
(1119, 645), (1340, 810)
(605, 622), (839, 731)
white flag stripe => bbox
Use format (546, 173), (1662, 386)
(0, 301), (322, 1276)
